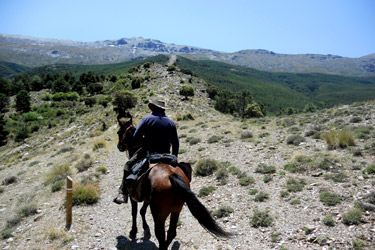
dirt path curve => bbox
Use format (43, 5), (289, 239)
(167, 55), (177, 66)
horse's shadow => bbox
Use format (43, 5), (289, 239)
(115, 235), (180, 250)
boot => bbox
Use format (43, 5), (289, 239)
(113, 192), (128, 204)
(113, 169), (131, 205)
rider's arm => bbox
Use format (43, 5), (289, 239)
(133, 117), (147, 141)
(171, 123), (179, 157)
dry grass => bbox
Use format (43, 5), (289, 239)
(323, 129), (356, 149)
(44, 165), (72, 184)
(46, 226), (66, 241)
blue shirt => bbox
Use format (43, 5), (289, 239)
(133, 111), (179, 156)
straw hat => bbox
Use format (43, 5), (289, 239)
(148, 99), (169, 110)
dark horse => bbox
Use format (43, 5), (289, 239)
(117, 115), (232, 250)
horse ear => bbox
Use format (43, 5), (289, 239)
(118, 117), (127, 126)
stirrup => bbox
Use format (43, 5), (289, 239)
(113, 194), (128, 204)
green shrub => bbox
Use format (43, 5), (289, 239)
(318, 157), (335, 170)
(179, 85), (195, 99)
(254, 192), (269, 202)
(365, 164), (375, 175)
(350, 116), (362, 123)
(286, 178), (306, 192)
(1, 228), (13, 239)
(280, 191), (289, 198)
(112, 89), (137, 111)
(286, 135), (305, 146)
(284, 154), (312, 173)
(6, 214), (22, 228)
(241, 131), (253, 139)
(72, 183), (100, 206)
(198, 186), (216, 197)
(41, 93), (52, 101)
(23, 112), (41, 122)
(188, 137), (201, 145)
(263, 175), (272, 183)
(249, 189), (258, 195)
(76, 155), (93, 172)
(177, 113), (194, 121)
(323, 215), (336, 227)
(250, 210), (274, 228)
(2, 176), (17, 185)
(19, 203), (38, 217)
(324, 172), (348, 183)
(93, 142), (106, 151)
(167, 65), (176, 72)
(352, 240), (366, 250)
(228, 166), (242, 176)
(342, 209), (364, 225)
(194, 158), (218, 176)
(239, 176), (255, 186)
(255, 163), (276, 174)
(216, 167), (228, 185)
(96, 166), (108, 174)
(290, 199), (301, 205)
(207, 135), (222, 144)
(15, 125), (29, 142)
(319, 191), (342, 206)
(212, 206), (234, 218)
(51, 180), (65, 192)
(243, 101), (264, 118)
(52, 92), (65, 101)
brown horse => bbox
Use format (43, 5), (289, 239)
(117, 116), (151, 241)
(117, 115), (232, 250)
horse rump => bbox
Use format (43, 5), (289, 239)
(169, 174), (232, 238)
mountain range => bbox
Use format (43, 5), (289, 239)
(1, 34), (374, 77)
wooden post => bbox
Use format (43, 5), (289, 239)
(65, 176), (73, 230)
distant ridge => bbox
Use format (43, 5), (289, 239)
(0, 34), (374, 77)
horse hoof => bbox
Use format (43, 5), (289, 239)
(143, 229), (151, 241)
(129, 230), (137, 240)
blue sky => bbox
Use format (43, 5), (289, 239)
(0, 0), (374, 58)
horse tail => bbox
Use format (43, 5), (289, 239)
(169, 174), (232, 238)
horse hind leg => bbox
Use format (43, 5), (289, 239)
(129, 199), (138, 240)
(150, 202), (169, 250)
(166, 212), (180, 247)
(140, 202), (151, 240)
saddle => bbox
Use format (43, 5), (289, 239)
(126, 153), (178, 181)
(126, 153), (192, 202)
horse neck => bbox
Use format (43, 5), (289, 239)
(125, 125), (142, 157)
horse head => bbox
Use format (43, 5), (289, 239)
(117, 115), (134, 152)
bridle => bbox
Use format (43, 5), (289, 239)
(118, 124), (135, 151)
(117, 121), (142, 156)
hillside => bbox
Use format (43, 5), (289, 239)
(185, 50), (375, 77)
(1, 34), (374, 77)
(0, 62), (374, 250)
(175, 56), (375, 113)
(2, 54), (374, 115)
(0, 61), (30, 78)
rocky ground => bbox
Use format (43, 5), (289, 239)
(0, 63), (374, 250)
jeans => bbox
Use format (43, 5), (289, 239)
(119, 148), (147, 194)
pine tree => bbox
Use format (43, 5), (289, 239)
(0, 114), (8, 146)
(15, 90), (31, 113)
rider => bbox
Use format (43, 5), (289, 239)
(114, 99), (179, 204)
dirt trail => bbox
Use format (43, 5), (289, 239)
(167, 55), (177, 66)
